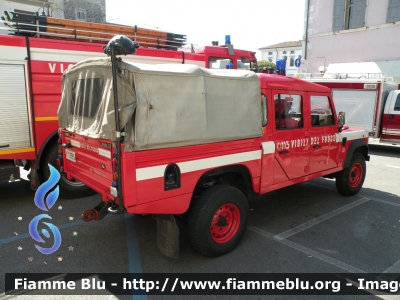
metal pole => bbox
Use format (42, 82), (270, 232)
(110, 42), (123, 212)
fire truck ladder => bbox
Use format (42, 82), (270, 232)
(1, 11), (187, 51)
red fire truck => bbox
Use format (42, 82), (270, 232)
(0, 12), (257, 198)
(58, 42), (369, 257)
(302, 69), (400, 145)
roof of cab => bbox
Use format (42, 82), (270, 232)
(257, 74), (331, 93)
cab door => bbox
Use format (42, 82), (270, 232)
(308, 93), (339, 173)
(272, 91), (309, 181)
(382, 91), (400, 141)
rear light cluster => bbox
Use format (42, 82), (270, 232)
(112, 156), (118, 187)
(110, 152), (119, 198)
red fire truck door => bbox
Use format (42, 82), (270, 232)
(272, 91), (309, 180)
(308, 94), (339, 173)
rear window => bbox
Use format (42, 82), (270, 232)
(70, 78), (104, 118)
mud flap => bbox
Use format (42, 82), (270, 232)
(29, 161), (39, 191)
(156, 215), (179, 259)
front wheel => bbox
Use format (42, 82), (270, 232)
(41, 142), (95, 199)
(187, 184), (249, 257)
(336, 153), (366, 196)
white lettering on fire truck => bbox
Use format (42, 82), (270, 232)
(48, 63), (75, 74)
(277, 135), (337, 151)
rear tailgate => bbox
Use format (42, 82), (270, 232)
(62, 130), (114, 198)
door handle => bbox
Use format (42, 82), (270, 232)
(0, 144), (9, 148)
(313, 145), (321, 149)
(279, 150), (289, 154)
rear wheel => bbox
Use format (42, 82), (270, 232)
(336, 153), (366, 196)
(187, 184), (249, 257)
(41, 142), (95, 199)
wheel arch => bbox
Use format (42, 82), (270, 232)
(193, 164), (255, 199)
(36, 130), (58, 172)
(343, 140), (369, 168)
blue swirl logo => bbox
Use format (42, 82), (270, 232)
(29, 164), (62, 255)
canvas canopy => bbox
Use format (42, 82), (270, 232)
(58, 58), (262, 151)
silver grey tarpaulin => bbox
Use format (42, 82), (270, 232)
(58, 58), (262, 151)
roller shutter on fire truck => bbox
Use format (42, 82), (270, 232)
(0, 64), (31, 150)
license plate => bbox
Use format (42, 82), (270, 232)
(65, 149), (76, 162)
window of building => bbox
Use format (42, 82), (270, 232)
(289, 57), (295, 67)
(283, 51), (287, 54)
(290, 50), (295, 54)
(268, 51), (273, 55)
(310, 96), (334, 126)
(76, 9), (86, 20)
(332, 0), (366, 31)
(394, 94), (400, 111)
(387, 0), (400, 23)
(268, 57), (273, 62)
(275, 94), (303, 129)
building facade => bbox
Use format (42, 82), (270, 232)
(259, 41), (302, 76)
(302, 0), (400, 77)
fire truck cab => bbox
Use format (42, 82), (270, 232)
(58, 55), (369, 258)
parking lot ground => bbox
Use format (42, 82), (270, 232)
(0, 144), (399, 299)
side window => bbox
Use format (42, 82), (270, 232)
(275, 94), (303, 130)
(310, 96), (335, 126)
(261, 93), (268, 126)
(209, 58), (233, 69)
(394, 94), (400, 111)
(236, 59), (248, 70)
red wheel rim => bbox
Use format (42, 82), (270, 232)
(349, 163), (363, 188)
(210, 203), (240, 244)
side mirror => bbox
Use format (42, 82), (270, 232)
(338, 111), (345, 132)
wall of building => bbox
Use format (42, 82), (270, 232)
(303, 0), (400, 76)
(0, 1), (44, 34)
(62, 0), (105, 23)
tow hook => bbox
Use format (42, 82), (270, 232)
(81, 201), (113, 222)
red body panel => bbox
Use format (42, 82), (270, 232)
(381, 112), (400, 141)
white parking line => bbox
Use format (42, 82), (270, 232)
(385, 165), (400, 169)
(274, 197), (370, 240)
(248, 226), (366, 274)
(377, 259), (400, 282)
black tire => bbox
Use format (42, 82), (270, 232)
(336, 153), (366, 196)
(41, 142), (95, 199)
(187, 184), (249, 257)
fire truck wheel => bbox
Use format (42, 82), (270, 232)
(187, 184), (249, 257)
(335, 153), (366, 196)
(41, 143), (95, 199)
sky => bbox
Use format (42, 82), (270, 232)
(106, 0), (306, 60)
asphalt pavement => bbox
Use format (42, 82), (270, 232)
(0, 144), (399, 300)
